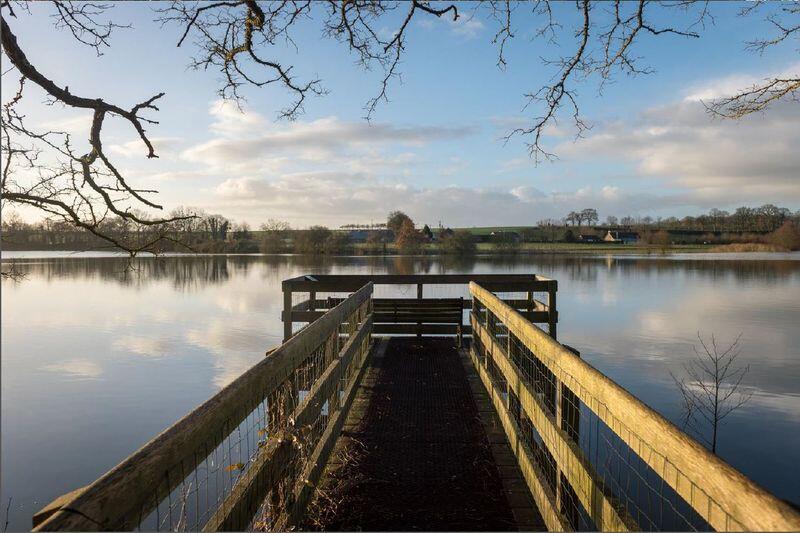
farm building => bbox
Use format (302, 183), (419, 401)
(603, 230), (640, 244)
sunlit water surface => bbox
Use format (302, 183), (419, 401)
(2, 252), (799, 529)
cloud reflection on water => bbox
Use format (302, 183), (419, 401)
(2, 252), (800, 530)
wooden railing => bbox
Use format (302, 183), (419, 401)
(34, 284), (374, 531)
(469, 282), (800, 532)
(282, 274), (558, 341)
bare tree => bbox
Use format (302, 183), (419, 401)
(259, 218), (290, 253)
(580, 207), (598, 226)
(566, 211), (579, 226)
(671, 332), (753, 454)
(386, 210), (413, 235)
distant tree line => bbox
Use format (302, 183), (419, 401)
(4, 203), (800, 254)
(339, 223), (387, 229)
(555, 204), (800, 233)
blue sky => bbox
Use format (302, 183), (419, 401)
(4, 1), (799, 228)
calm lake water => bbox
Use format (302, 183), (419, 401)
(2, 252), (800, 529)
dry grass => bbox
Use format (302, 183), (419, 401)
(709, 243), (788, 253)
(302, 438), (372, 530)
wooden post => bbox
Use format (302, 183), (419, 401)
(283, 285), (293, 342)
(309, 290), (316, 312)
(457, 296), (464, 347)
(554, 367), (564, 520)
(526, 290), (533, 319)
(416, 282), (423, 337)
(555, 344), (580, 527)
(561, 345), (581, 442)
(548, 286), (557, 340)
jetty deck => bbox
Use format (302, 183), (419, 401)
(304, 337), (543, 531)
(33, 275), (800, 532)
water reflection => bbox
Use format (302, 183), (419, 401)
(1, 252), (799, 529)
(41, 358), (103, 380)
(4, 253), (799, 288)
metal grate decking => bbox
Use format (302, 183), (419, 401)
(302, 337), (545, 531)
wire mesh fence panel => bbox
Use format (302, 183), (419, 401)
(36, 284), (374, 532)
(469, 281), (800, 533)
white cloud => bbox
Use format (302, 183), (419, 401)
(496, 157), (532, 174)
(683, 62), (800, 102)
(109, 137), (183, 158)
(114, 335), (176, 358)
(417, 13), (485, 38)
(601, 185), (620, 200)
(39, 114), (94, 135)
(558, 82), (800, 204)
(510, 185), (546, 202)
(449, 16), (485, 38)
(166, 60), (800, 227)
(181, 110), (474, 175)
(184, 318), (276, 388)
(439, 156), (467, 176)
(211, 173), (659, 227)
(208, 99), (267, 137)
(41, 358), (103, 380)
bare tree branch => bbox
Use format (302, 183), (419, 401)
(1, 5), (193, 257)
(156, 0), (324, 119)
(501, 0), (709, 161)
(704, 2), (799, 119)
(671, 332), (752, 454)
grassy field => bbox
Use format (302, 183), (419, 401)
(474, 242), (711, 253)
(442, 226), (538, 236)
(352, 242), (714, 255)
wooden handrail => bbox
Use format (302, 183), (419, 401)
(282, 274), (558, 341)
(282, 274), (556, 292)
(472, 317), (636, 531)
(203, 314), (375, 531)
(35, 283), (374, 531)
(470, 281), (800, 532)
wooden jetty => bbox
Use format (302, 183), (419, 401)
(33, 274), (800, 531)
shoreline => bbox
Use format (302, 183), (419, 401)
(2, 245), (798, 260)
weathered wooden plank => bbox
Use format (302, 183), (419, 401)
(290, 299), (330, 312)
(36, 284), (373, 531)
(306, 297), (551, 314)
(283, 274), (554, 292)
(470, 282), (800, 532)
(31, 487), (89, 529)
(373, 313), (461, 323)
(374, 304), (462, 310)
(287, 307), (462, 324)
(312, 301), (465, 311)
(473, 317), (636, 531)
(372, 324), (466, 335)
(283, 286), (293, 341)
(467, 344), (568, 531)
